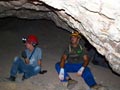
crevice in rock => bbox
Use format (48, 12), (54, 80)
(80, 5), (115, 20)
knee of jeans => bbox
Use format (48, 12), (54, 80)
(85, 67), (90, 71)
(82, 67), (91, 78)
(55, 62), (60, 69)
(34, 66), (41, 72)
(14, 56), (20, 62)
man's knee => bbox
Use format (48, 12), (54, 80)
(34, 66), (41, 73)
(55, 62), (60, 68)
(84, 67), (90, 72)
(13, 56), (20, 62)
(55, 62), (61, 73)
(13, 56), (23, 64)
(82, 67), (92, 78)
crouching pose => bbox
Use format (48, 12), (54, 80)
(55, 31), (107, 90)
(8, 34), (46, 81)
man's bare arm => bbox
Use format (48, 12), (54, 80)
(24, 58), (29, 64)
(83, 55), (89, 67)
(38, 60), (42, 67)
(60, 54), (67, 68)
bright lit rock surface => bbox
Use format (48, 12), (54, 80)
(0, 0), (120, 74)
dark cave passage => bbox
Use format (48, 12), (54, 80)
(0, 17), (109, 77)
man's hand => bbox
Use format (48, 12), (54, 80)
(77, 67), (85, 76)
(21, 51), (27, 59)
(59, 68), (64, 80)
(21, 51), (30, 64)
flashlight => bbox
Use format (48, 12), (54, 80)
(22, 37), (27, 43)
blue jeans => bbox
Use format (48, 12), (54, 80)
(55, 62), (96, 87)
(10, 57), (41, 79)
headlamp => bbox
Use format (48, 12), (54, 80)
(22, 37), (27, 43)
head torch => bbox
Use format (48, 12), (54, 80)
(22, 37), (27, 43)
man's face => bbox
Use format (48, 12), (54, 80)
(25, 42), (33, 49)
(70, 36), (79, 44)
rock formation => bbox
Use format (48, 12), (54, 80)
(0, 0), (120, 74)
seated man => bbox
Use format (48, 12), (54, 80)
(8, 34), (45, 81)
(55, 31), (106, 90)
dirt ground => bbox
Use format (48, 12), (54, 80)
(0, 17), (120, 90)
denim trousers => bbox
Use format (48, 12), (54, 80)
(55, 62), (97, 87)
(10, 57), (40, 79)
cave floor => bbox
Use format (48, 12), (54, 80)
(0, 17), (120, 90)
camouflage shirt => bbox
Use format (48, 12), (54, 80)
(64, 44), (87, 64)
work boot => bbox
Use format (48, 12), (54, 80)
(22, 75), (27, 81)
(39, 70), (47, 74)
(91, 84), (108, 90)
(8, 76), (16, 81)
(67, 79), (78, 89)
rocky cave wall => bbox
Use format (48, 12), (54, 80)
(0, 0), (120, 74)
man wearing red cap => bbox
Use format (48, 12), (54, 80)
(8, 35), (46, 81)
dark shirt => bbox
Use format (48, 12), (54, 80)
(64, 44), (87, 64)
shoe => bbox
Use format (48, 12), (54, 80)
(39, 70), (47, 74)
(67, 79), (78, 89)
(8, 76), (16, 81)
(22, 75), (27, 81)
(91, 84), (108, 90)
